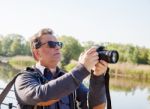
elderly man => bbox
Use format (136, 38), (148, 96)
(14, 28), (108, 109)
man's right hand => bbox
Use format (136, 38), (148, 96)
(79, 47), (99, 72)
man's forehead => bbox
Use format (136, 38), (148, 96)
(41, 34), (57, 42)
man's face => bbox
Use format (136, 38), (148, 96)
(37, 34), (62, 68)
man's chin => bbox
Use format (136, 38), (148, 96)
(53, 57), (61, 63)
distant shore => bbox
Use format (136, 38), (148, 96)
(1, 56), (150, 80)
(109, 63), (150, 80)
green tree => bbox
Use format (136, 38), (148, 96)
(23, 41), (32, 56)
(106, 43), (126, 62)
(58, 36), (83, 67)
(1, 34), (14, 56)
(10, 34), (26, 56)
(10, 38), (21, 55)
(1, 34), (30, 56)
(131, 46), (139, 63)
(0, 41), (2, 55)
(148, 49), (150, 64)
(0, 35), (2, 55)
(125, 45), (137, 63)
(137, 47), (149, 64)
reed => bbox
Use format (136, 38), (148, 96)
(9, 55), (35, 70)
(109, 62), (150, 80)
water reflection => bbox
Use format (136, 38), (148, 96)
(110, 77), (150, 92)
(0, 64), (150, 109)
(0, 62), (19, 82)
(110, 77), (150, 108)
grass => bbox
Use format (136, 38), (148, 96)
(8, 55), (35, 70)
(109, 62), (150, 80)
(7, 56), (150, 80)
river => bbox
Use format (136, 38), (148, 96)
(0, 63), (150, 109)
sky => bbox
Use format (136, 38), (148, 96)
(0, 0), (150, 48)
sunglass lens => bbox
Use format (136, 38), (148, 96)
(58, 42), (63, 48)
(47, 41), (63, 48)
(47, 41), (56, 48)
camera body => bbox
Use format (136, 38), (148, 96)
(96, 46), (119, 63)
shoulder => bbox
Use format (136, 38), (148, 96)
(15, 67), (43, 88)
(16, 67), (39, 82)
(17, 66), (48, 85)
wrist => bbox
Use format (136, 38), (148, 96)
(93, 71), (105, 76)
(79, 62), (91, 72)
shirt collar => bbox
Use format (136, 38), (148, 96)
(35, 62), (62, 77)
(35, 62), (46, 75)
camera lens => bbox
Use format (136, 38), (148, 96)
(97, 50), (119, 63)
(110, 51), (119, 63)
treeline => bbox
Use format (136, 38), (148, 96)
(0, 34), (31, 56)
(0, 34), (150, 65)
(106, 43), (150, 64)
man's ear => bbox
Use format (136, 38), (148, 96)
(33, 49), (40, 61)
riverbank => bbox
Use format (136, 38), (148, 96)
(1, 56), (150, 80)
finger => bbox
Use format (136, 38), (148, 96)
(95, 63), (103, 68)
(93, 59), (99, 64)
(95, 63), (107, 71)
(85, 47), (97, 55)
(91, 51), (98, 57)
(93, 56), (99, 61)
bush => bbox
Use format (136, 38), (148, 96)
(64, 60), (77, 72)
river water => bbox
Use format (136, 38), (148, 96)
(0, 63), (150, 109)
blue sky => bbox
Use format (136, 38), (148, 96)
(0, 0), (150, 48)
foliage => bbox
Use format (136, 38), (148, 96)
(0, 33), (150, 65)
(106, 43), (150, 65)
(0, 34), (31, 56)
(58, 36), (83, 67)
(82, 41), (96, 49)
(1, 34), (13, 56)
(148, 50), (150, 64)
(64, 60), (77, 72)
(0, 39), (2, 55)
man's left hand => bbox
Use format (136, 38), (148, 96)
(93, 60), (108, 76)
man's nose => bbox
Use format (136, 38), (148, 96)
(55, 45), (61, 49)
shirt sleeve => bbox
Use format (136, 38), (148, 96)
(88, 73), (106, 108)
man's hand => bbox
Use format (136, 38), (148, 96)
(79, 47), (99, 72)
(93, 60), (108, 76)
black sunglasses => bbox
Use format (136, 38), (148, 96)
(40, 41), (63, 48)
